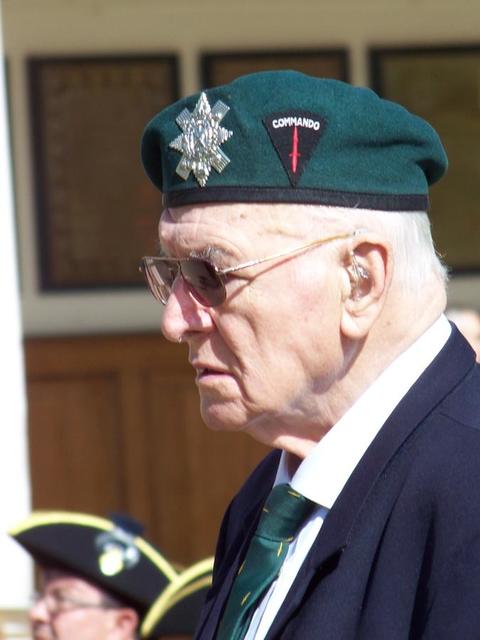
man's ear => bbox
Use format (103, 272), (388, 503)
(111, 607), (139, 639)
(340, 235), (391, 340)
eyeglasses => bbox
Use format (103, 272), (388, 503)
(140, 231), (354, 307)
(31, 591), (121, 617)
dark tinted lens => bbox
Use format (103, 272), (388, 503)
(142, 258), (178, 304)
(181, 258), (226, 306)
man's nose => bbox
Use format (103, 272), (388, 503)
(161, 277), (214, 343)
(29, 596), (50, 623)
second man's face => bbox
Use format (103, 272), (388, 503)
(30, 570), (120, 640)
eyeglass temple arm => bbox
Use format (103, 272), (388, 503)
(220, 231), (356, 275)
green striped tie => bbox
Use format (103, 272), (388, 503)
(215, 483), (316, 640)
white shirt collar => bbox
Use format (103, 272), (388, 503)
(276, 314), (451, 508)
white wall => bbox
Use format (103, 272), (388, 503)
(2, 0), (480, 335)
(0, 1), (32, 609)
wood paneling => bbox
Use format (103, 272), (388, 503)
(28, 374), (124, 512)
(24, 333), (269, 564)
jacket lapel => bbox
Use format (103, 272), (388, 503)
(195, 479), (274, 638)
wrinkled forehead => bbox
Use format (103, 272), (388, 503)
(159, 202), (331, 249)
(41, 566), (103, 596)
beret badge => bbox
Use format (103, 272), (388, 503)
(169, 91), (233, 187)
(95, 527), (140, 576)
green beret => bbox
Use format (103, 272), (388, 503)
(141, 70), (447, 211)
(9, 511), (177, 635)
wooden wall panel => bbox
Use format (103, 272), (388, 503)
(24, 333), (269, 566)
(28, 374), (124, 513)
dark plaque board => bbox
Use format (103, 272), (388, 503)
(201, 48), (349, 88)
(29, 55), (179, 290)
(370, 45), (480, 273)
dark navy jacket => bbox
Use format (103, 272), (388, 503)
(195, 327), (480, 639)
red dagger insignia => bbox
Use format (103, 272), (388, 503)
(289, 125), (301, 173)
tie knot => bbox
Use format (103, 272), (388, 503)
(256, 484), (316, 542)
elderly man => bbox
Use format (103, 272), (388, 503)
(139, 71), (480, 639)
(10, 511), (211, 640)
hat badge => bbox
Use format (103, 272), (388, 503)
(169, 91), (233, 187)
(95, 527), (140, 577)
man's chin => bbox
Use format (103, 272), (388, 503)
(200, 399), (246, 433)
(32, 625), (54, 640)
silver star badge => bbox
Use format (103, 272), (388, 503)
(169, 92), (233, 187)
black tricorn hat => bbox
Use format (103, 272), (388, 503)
(9, 511), (178, 636)
(141, 556), (213, 638)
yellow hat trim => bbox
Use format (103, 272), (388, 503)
(141, 556), (214, 637)
(9, 511), (177, 581)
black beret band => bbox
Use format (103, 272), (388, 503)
(164, 185), (429, 212)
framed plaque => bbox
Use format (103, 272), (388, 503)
(201, 48), (349, 88)
(370, 45), (480, 273)
(29, 55), (179, 290)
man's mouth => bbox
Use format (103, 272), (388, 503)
(198, 367), (222, 377)
(192, 363), (229, 381)
(32, 625), (54, 640)
(190, 358), (232, 383)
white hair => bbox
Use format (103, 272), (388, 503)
(305, 205), (449, 299)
